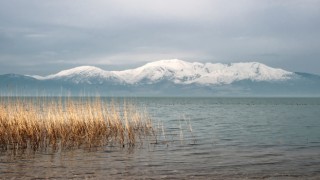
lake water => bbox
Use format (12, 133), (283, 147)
(1, 97), (320, 179)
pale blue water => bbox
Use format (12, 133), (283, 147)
(1, 97), (320, 179)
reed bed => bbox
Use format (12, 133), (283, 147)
(0, 97), (154, 151)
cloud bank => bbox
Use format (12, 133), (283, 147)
(0, 0), (320, 75)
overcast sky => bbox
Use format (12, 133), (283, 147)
(0, 0), (319, 75)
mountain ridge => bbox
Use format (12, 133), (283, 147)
(30, 59), (294, 85)
(1, 59), (319, 96)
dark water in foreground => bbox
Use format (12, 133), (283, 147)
(1, 97), (320, 179)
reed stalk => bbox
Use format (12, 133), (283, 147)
(0, 97), (154, 151)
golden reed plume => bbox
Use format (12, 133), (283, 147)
(0, 97), (153, 151)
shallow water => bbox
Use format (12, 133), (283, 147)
(1, 97), (320, 179)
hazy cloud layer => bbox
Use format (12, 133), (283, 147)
(0, 0), (320, 75)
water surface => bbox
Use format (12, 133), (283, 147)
(1, 97), (320, 179)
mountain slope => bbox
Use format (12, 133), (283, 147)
(32, 59), (294, 85)
(1, 59), (319, 96)
(34, 66), (122, 84)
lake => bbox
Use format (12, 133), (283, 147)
(1, 97), (320, 179)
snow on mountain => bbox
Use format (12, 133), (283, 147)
(33, 66), (121, 84)
(114, 59), (293, 85)
(113, 59), (197, 84)
(32, 59), (294, 85)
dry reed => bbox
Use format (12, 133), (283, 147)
(0, 97), (154, 151)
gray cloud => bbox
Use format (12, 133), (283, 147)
(0, 0), (320, 75)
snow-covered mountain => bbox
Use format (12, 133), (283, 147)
(1, 59), (319, 96)
(32, 59), (294, 85)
